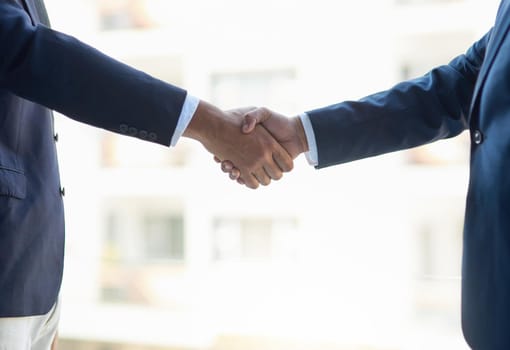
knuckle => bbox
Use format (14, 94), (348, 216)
(259, 106), (269, 114)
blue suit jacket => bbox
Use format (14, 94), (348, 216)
(307, 1), (510, 348)
(0, 0), (187, 316)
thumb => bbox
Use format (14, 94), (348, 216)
(242, 107), (271, 134)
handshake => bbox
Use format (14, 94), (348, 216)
(183, 100), (309, 189)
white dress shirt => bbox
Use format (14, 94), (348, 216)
(298, 112), (318, 166)
(170, 93), (200, 147)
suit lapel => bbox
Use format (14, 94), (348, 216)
(19, 0), (55, 128)
(32, 0), (51, 26)
(20, 0), (36, 24)
(20, 0), (51, 26)
(469, 0), (510, 118)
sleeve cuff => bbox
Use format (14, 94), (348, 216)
(170, 93), (200, 147)
(299, 112), (319, 166)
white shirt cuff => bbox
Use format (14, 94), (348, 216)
(170, 93), (200, 147)
(299, 112), (318, 166)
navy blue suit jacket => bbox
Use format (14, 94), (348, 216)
(0, 0), (187, 317)
(307, 1), (510, 348)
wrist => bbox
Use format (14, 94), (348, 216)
(183, 100), (221, 146)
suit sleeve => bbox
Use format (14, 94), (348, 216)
(0, 0), (187, 146)
(306, 30), (491, 168)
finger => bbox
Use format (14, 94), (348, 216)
(256, 123), (293, 174)
(242, 115), (258, 134)
(239, 171), (260, 189)
(229, 168), (241, 180)
(242, 107), (271, 134)
(214, 156), (221, 163)
(237, 178), (245, 185)
(273, 150), (294, 173)
(221, 161), (234, 172)
(252, 170), (271, 187)
(263, 165), (283, 181)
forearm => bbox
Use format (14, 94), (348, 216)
(307, 30), (489, 168)
(0, 2), (186, 146)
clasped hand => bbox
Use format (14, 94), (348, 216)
(184, 101), (307, 189)
(215, 107), (307, 188)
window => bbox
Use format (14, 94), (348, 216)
(212, 217), (297, 262)
(143, 215), (184, 261)
(102, 209), (185, 263)
(96, 0), (156, 31)
(100, 202), (186, 303)
(416, 218), (463, 279)
(100, 133), (191, 168)
(211, 69), (297, 112)
(412, 198), (465, 318)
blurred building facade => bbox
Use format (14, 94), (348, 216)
(42, 0), (499, 349)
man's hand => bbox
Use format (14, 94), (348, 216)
(242, 107), (308, 159)
(183, 101), (294, 189)
(217, 107), (309, 185)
